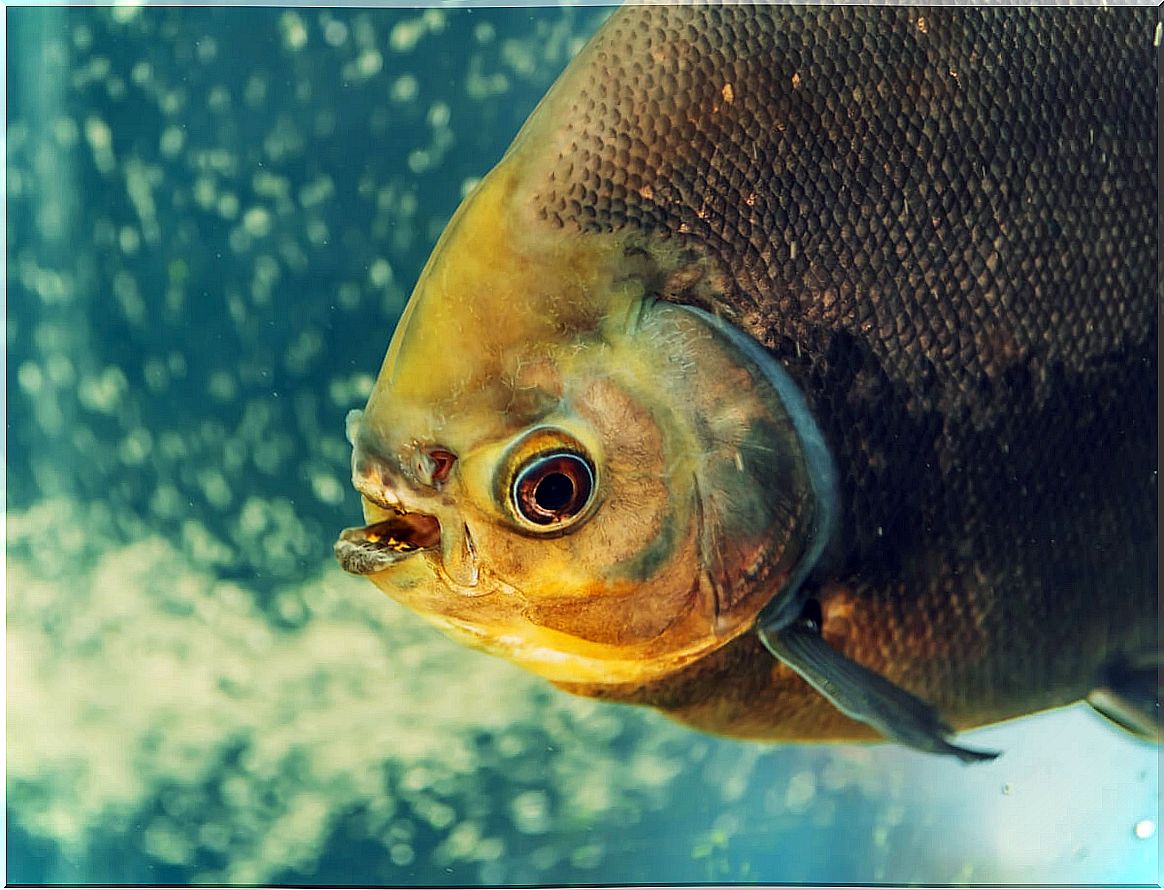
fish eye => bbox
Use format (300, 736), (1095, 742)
(511, 451), (595, 529)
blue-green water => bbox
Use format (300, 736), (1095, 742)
(5, 6), (1159, 885)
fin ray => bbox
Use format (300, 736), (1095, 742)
(758, 614), (1000, 763)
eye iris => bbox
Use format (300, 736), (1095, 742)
(514, 452), (594, 526)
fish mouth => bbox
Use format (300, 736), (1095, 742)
(334, 509), (441, 576)
(335, 500), (481, 591)
(339, 426), (482, 589)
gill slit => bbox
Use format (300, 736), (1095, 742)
(675, 304), (839, 632)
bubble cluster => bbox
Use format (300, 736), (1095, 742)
(7, 498), (701, 884)
(6, 6), (1159, 887)
(6, 5), (605, 596)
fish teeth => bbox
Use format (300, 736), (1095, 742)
(333, 514), (440, 576)
(333, 532), (417, 575)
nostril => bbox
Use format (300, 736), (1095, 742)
(426, 446), (457, 485)
(357, 441), (456, 491)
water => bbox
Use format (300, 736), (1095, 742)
(5, 5), (1159, 885)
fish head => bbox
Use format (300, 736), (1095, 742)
(337, 159), (827, 688)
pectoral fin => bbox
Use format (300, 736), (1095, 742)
(1088, 651), (1161, 741)
(757, 611), (1000, 763)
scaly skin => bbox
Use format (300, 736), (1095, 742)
(344, 6), (1157, 742)
(531, 6), (1157, 738)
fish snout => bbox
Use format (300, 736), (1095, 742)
(347, 407), (457, 502)
(337, 429), (480, 591)
(350, 448), (406, 512)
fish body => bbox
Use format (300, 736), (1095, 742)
(338, 6), (1158, 751)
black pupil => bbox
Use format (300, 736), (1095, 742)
(534, 472), (575, 512)
(513, 451), (594, 526)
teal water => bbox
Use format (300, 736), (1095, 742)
(6, 6), (1159, 885)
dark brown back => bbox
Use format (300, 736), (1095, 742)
(533, 6), (1157, 731)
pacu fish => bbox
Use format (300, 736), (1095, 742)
(337, 5), (1159, 760)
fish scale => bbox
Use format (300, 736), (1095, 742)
(521, 5), (1156, 736)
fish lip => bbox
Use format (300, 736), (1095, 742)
(334, 510), (441, 576)
(354, 476), (404, 513)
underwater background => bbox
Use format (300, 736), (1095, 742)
(5, 5), (1159, 885)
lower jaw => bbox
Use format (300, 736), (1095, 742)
(334, 511), (440, 576)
